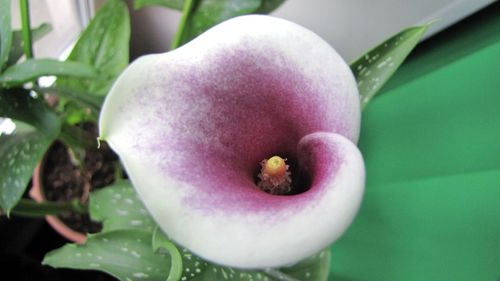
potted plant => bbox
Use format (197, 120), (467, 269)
(0, 0), (128, 243)
(29, 134), (118, 243)
(0, 0), (429, 280)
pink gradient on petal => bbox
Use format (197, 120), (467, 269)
(118, 43), (356, 216)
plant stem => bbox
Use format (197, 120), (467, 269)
(19, 0), (33, 59)
(152, 228), (183, 281)
(170, 0), (196, 49)
(59, 123), (95, 150)
(9, 198), (88, 218)
(263, 268), (301, 281)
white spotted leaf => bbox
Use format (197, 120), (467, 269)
(91, 183), (330, 280)
(0, 90), (60, 212)
(43, 230), (170, 281)
(89, 180), (156, 232)
(0, 89), (61, 137)
(0, 131), (52, 212)
(154, 227), (330, 281)
(280, 249), (330, 281)
(351, 24), (431, 109)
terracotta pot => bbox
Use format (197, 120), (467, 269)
(30, 162), (87, 244)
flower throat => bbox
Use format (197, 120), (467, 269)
(257, 156), (292, 195)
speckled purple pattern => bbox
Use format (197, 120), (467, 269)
(100, 15), (364, 267)
(123, 44), (356, 215)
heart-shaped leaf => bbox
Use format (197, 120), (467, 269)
(351, 23), (431, 109)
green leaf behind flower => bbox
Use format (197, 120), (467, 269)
(179, 0), (261, 46)
(134, 0), (184, 10)
(0, 59), (97, 88)
(44, 230), (171, 281)
(0, 0), (12, 71)
(0, 130), (52, 213)
(57, 0), (130, 97)
(255, 0), (286, 13)
(172, 245), (330, 281)
(90, 180), (157, 233)
(0, 90), (61, 212)
(351, 23), (431, 109)
(71, 181), (329, 281)
(55, 0), (130, 126)
(163, 0), (285, 47)
(134, 0), (285, 13)
(7, 23), (52, 66)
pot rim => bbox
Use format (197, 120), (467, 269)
(30, 156), (87, 244)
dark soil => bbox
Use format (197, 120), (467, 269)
(41, 124), (117, 235)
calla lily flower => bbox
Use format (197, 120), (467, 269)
(99, 15), (364, 268)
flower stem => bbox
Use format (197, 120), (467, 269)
(19, 0), (33, 59)
(152, 228), (183, 281)
(263, 268), (301, 281)
(9, 198), (88, 218)
(59, 123), (95, 150)
(170, 0), (196, 49)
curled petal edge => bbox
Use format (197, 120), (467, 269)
(107, 131), (364, 268)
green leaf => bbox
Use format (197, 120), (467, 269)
(34, 86), (102, 114)
(135, 0), (286, 13)
(174, 247), (329, 281)
(178, 0), (261, 46)
(281, 250), (330, 281)
(165, 237), (328, 281)
(89, 180), (156, 233)
(350, 23), (431, 109)
(44, 230), (171, 281)
(90, 181), (329, 280)
(7, 23), (52, 66)
(0, 131), (52, 212)
(173, 247), (274, 281)
(134, 0), (184, 10)
(0, 89), (60, 138)
(254, 0), (286, 13)
(0, 0), (12, 71)
(58, 0), (130, 97)
(0, 59), (98, 88)
(0, 90), (61, 212)
(9, 198), (87, 217)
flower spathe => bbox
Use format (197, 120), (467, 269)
(99, 15), (365, 268)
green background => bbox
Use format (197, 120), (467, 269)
(329, 3), (500, 281)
